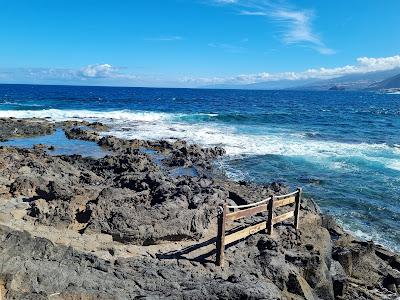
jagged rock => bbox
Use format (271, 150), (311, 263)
(85, 183), (226, 244)
(0, 227), (284, 299)
(332, 248), (353, 276)
(32, 144), (47, 151)
(64, 127), (100, 142)
(97, 136), (136, 151)
(162, 142), (226, 169)
(0, 118), (55, 140)
(330, 260), (347, 297)
(287, 273), (315, 300)
(0, 120), (399, 299)
(60, 120), (110, 131)
(10, 175), (46, 198)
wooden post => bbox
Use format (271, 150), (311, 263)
(216, 203), (227, 266)
(267, 196), (275, 235)
(294, 187), (302, 230)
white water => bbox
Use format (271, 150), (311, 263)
(1, 109), (399, 173)
(1, 108), (399, 251)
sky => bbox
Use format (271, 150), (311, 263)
(0, 0), (400, 87)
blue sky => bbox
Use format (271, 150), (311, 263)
(1, 0), (400, 87)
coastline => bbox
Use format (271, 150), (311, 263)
(1, 88), (400, 254)
(0, 118), (399, 299)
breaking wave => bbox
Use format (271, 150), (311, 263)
(1, 109), (399, 174)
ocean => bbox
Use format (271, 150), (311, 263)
(0, 83), (399, 251)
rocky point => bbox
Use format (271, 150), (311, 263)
(0, 118), (399, 299)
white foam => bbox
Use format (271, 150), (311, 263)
(1, 108), (399, 172)
(0, 101), (43, 107)
(110, 120), (399, 172)
(342, 226), (399, 253)
(386, 160), (400, 171)
(0, 109), (173, 122)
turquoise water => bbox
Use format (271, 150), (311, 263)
(0, 128), (109, 158)
(0, 84), (399, 251)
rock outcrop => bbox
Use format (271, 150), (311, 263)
(0, 118), (55, 141)
(0, 121), (399, 299)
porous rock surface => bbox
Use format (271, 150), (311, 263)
(0, 144), (226, 244)
(0, 118), (55, 141)
(0, 120), (399, 299)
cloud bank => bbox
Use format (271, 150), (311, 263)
(183, 55), (400, 85)
(0, 64), (138, 86)
(1, 55), (400, 87)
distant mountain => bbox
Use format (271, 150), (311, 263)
(201, 78), (318, 90)
(243, 78), (319, 90)
(293, 68), (400, 91)
(328, 85), (346, 91)
(201, 68), (400, 91)
(367, 73), (400, 90)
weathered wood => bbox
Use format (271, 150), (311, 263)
(225, 221), (266, 245)
(294, 188), (302, 230)
(272, 211), (294, 224)
(216, 203), (227, 266)
(267, 195), (275, 235)
(215, 189), (303, 266)
(274, 196), (296, 208)
(226, 204), (268, 221)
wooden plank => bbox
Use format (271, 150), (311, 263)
(226, 204), (268, 221)
(225, 221), (266, 245)
(216, 204), (227, 266)
(274, 196), (295, 208)
(272, 211), (294, 224)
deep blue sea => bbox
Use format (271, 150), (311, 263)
(1, 84), (399, 251)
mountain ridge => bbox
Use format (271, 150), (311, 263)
(200, 68), (400, 91)
(367, 73), (400, 90)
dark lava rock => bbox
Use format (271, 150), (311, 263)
(161, 140), (226, 169)
(0, 119), (399, 300)
(60, 120), (110, 131)
(85, 175), (227, 244)
(0, 226), (283, 299)
(64, 127), (101, 142)
(0, 118), (55, 140)
(1, 142), (228, 244)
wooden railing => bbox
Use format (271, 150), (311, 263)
(216, 188), (302, 266)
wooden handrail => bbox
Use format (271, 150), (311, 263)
(268, 187), (302, 235)
(226, 204), (268, 221)
(226, 196), (271, 209)
(215, 188), (302, 266)
(274, 196), (296, 208)
(216, 203), (227, 266)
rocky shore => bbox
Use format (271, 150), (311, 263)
(0, 118), (399, 299)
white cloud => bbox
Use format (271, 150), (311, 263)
(1, 55), (400, 87)
(214, 0), (238, 3)
(211, 0), (334, 55)
(79, 64), (117, 78)
(270, 9), (334, 55)
(239, 11), (267, 16)
(356, 56), (400, 71)
(181, 54), (400, 85)
(145, 36), (183, 41)
(0, 64), (138, 84)
(24, 68), (77, 80)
